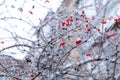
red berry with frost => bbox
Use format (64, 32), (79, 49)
(60, 41), (66, 46)
(101, 19), (106, 24)
(86, 24), (88, 27)
(69, 16), (73, 21)
(97, 28), (100, 32)
(69, 18), (73, 22)
(30, 73), (34, 78)
(66, 19), (69, 23)
(66, 23), (70, 27)
(29, 11), (33, 15)
(85, 19), (89, 23)
(110, 33), (116, 37)
(61, 22), (65, 26)
(80, 14), (85, 18)
(87, 27), (91, 32)
(86, 53), (91, 56)
(45, 0), (49, 3)
(65, 19), (69, 25)
(114, 18), (120, 22)
(75, 40), (82, 45)
(1, 41), (4, 44)
(91, 16), (95, 20)
(70, 16), (73, 19)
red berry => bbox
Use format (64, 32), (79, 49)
(1, 41), (4, 44)
(118, 18), (120, 22)
(61, 22), (65, 26)
(69, 16), (73, 21)
(70, 16), (73, 18)
(65, 19), (69, 25)
(97, 28), (100, 32)
(66, 23), (70, 27)
(70, 19), (73, 21)
(30, 73), (34, 78)
(85, 19), (89, 23)
(114, 18), (120, 22)
(101, 19), (106, 24)
(29, 11), (33, 15)
(60, 41), (66, 46)
(105, 33), (116, 38)
(110, 33), (116, 37)
(69, 18), (73, 22)
(66, 19), (69, 23)
(75, 40), (82, 45)
(87, 27), (91, 32)
(80, 14), (85, 18)
(86, 24), (88, 27)
(91, 16), (95, 20)
(65, 19), (71, 27)
(114, 18), (118, 22)
(45, 0), (49, 3)
(86, 53), (91, 56)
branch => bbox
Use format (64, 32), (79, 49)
(0, 44), (44, 53)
